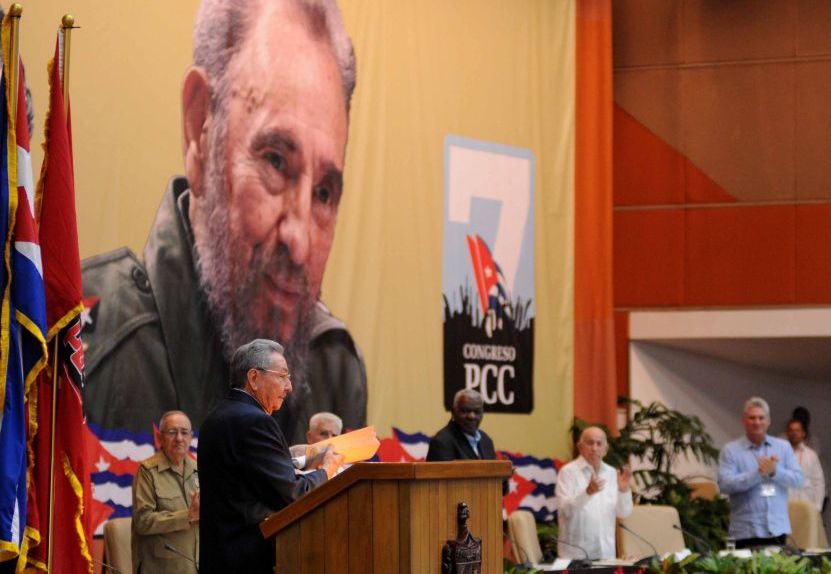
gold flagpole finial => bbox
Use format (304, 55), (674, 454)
(8, 3), (22, 17)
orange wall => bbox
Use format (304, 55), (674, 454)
(612, 0), (831, 394)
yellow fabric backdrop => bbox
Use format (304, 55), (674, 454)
(22, 0), (574, 457)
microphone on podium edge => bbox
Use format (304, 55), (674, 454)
(619, 522), (661, 566)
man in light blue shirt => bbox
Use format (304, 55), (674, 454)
(718, 397), (803, 548)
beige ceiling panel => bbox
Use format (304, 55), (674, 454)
(797, 0), (831, 56)
(682, 1), (796, 63)
(796, 61), (831, 200)
(680, 63), (795, 202)
(614, 68), (684, 153)
(613, 0), (682, 68)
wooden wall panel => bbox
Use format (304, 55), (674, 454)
(275, 523), (300, 574)
(796, 205), (831, 302)
(797, 0), (831, 56)
(408, 482), (431, 573)
(300, 506), (326, 574)
(372, 481), (400, 572)
(398, 482), (411, 573)
(614, 209), (685, 307)
(612, 0), (682, 67)
(796, 62), (831, 200)
(348, 481), (373, 574)
(613, 104), (685, 206)
(685, 206), (796, 305)
(681, 1), (796, 63)
(324, 492), (349, 573)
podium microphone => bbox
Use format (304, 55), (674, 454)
(552, 537), (592, 569)
(672, 524), (712, 554)
(165, 543), (200, 573)
(619, 523), (660, 566)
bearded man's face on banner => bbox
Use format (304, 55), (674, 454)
(189, 1), (349, 359)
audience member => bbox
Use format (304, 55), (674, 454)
(555, 426), (632, 560)
(132, 411), (199, 573)
(307, 412), (343, 443)
(792, 406), (822, 456)
(786, 418), (826, 512)
(198, 340), (342, 573)
(718, 397), (803, 549)
(426, 389), (496, 461)
(289, 412), (344, 466)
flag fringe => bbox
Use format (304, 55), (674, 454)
(33, 57), (55, 222)
(15, 524), (40, 574)
(62, 454), (93, 574)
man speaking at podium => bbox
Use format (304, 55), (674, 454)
(199, 339), (341, 573)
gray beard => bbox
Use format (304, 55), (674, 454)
(191, 121), (312, 404)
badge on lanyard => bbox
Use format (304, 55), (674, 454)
(760, 482), (776, 497)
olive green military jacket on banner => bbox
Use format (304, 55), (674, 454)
(132, 452), (199, 574)
(81, 177), (367, 444)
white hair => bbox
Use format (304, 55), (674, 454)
(744, 397), (770, 418)
(192, 0), (357, 117)
(309, 411), (343, 434)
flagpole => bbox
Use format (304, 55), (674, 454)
(46, 338), (58, 573)
(47, 15), (74, 573)
(7, 3), (21, 124)
(61, 14), (74, 116)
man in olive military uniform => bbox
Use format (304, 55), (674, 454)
(81, 0), (366, 444)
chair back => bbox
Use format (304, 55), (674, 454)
(103, 517), (133, 574)
(507, 510), (543, 564)
(687, 478), (719, 500)
(619, 505), (686, 559)
(789, 499), (829, 549)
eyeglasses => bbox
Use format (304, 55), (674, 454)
(162, 428), (193, 438)
(258, 368), (291, 382)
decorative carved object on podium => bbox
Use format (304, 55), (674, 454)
(440, 502), (482, 574)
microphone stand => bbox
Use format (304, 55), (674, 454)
(672, 523), (712, 555)
(784, 534), (804, 557)
(620, 523), (661, 566)
(552, 537), (592, 569)
(165, 543), (200, 573)
(93, 558), (123, 574)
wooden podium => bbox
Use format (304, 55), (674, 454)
(260, 461), (512, 573)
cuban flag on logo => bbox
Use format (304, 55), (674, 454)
(466, 234), (512, 336)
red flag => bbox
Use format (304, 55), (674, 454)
(24, 36), (92, 574)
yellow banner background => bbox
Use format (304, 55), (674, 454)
(23, 0), (575, 457)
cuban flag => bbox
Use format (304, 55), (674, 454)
(466, 234), (512, 336)
(499, 451), (560, 521)
(0, 53), (48, 564)
(376, 428), (561, 522)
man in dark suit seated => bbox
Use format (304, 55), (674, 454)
(427, 389), (497, 461)
(198, 339), (341, 573)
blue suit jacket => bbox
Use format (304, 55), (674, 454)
(198, 390), (327, 573)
